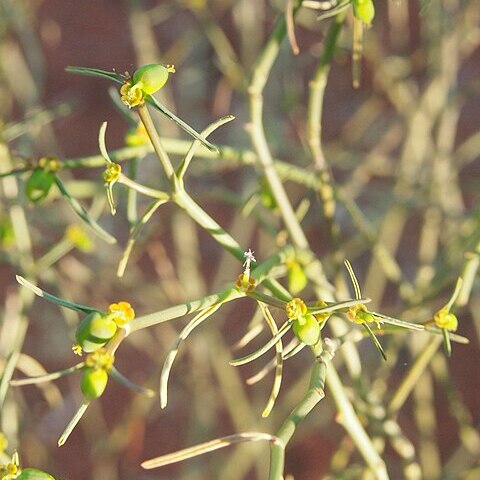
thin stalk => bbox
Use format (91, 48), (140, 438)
(137, 103), (175, 179)
(269, 343), (335, 479)
(248, 0), (309, 251)
(247, 0), (335, 296)
(306, 12), (346, 277)
(307, 12), (346, 170)
(119, 174), (170, 200)
(387, 336), (442, 415)
(129, 287), (243, 332)
(172, 186), (245, 262)
(326, 365), (390, 480)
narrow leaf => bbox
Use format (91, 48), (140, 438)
(363, 322), (387, 361)
(146, 95), (218, 152)
(142, 432), (279, 469)
(110, 367), (155, 397)
(10, 363), (84, 386)
(117, 198), (168, 277)
(54, 177), (117, 244)
(98, 121), (113, 163)
(58, 400), (90, 446)
(229, 321), (292, 367)
(160, 305), (221, 408)
(176, 115), (235, 179)
(66, 66), (124, 85)
(16, 275), (100, 314)
(372, 312), (425, 331)
(344, 259), (362, 300)
(258, 303), (283, 417)
(442, 328), (452, 357)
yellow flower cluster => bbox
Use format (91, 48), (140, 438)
(85, 348), (114, 372)
(108, 301), (135, 326)
(434, 307), (458, 331)
(348, 304), (379, 326)
(120, 81), (144, 108)
(103, 162), (121, 183)
(286, 297), (307, 320)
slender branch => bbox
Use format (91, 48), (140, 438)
(326, 365), (390, 480)
(269, 341), (335, 479)
(137, 103), (175, 179)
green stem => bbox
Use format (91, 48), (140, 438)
(129, 287), (243, 332)
(137, 103), (175, 179)
(307, 12), (345, 170)
(388, 336), (442, 415)
(173, 186), (245, 262)
(307, 12), (346, 275)
(326, 365), (390, 480)
(119, 174), (170, 200)
(248, 0), (308, 250)
(269, 343), (334, 480)
(247, 0), (334, 297)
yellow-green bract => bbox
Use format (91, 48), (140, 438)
(132, 64), (171, 94)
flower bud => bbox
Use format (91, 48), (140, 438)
(132, 64), (175, 95)
(292, 314), (320, 346)
(81, 367), (108, 400)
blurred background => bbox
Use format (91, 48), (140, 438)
(0, 1), (479, 479)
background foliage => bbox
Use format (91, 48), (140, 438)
(0, 1), (479, 479)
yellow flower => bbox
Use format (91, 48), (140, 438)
(103, 162), (121, 183)
(235, 273), (256, 293)
(38, 155), (60, 172)
(125, 122), (150, 147)
(348, 304), (375, 325)
(434, 307), (458, 331)
(85, 348), (114, 371)
(0, 432), (7, 453)
(108, 301), (135, 326)
(65, 225), (92, 252)
(286, 297), (307, 320)
(314, 300), (331, 325)
(120, 81), (144, 108)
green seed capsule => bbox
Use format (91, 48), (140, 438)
(25, 168), (56, 203)
(353, 0), (375, 25)
(75, 312), (117, 352)
(16, 468), (55, 480)
(132, 64), (174, 95)
(292, 314), (320, 346)
(81, 367), (108, 399)
(287, 260), (307, 295)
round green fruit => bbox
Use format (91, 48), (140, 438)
(17, 468), (55, 480)
(292, 314), (320, 346)
(133, 64), (172, 94)
(81, 368), (108, 400)
(353, 0), (375, 25)
(25, 168), (56, 203)
(75, 312), (117, 352)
